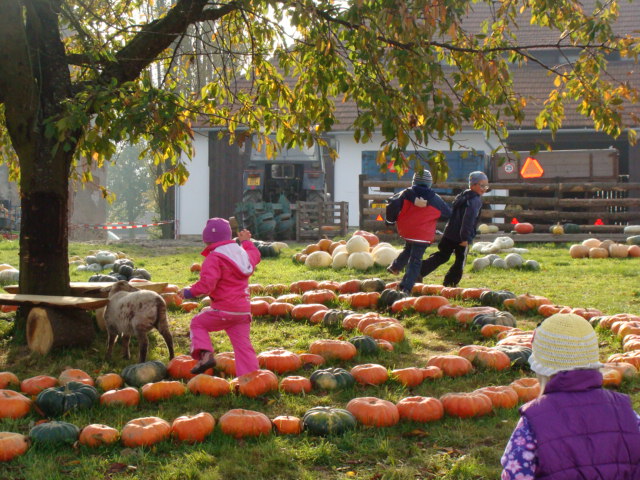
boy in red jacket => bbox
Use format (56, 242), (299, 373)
(386, 170), (451, 294)
(181, 218), (261, 376)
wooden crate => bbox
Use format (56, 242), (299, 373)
(295, 201), (348, 241)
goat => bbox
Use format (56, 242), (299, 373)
(101, 280), (175, 362)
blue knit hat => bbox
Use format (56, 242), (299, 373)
(469, 171), (488, 186)
(412, 170), (433, 188)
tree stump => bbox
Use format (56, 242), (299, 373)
(26, 307), (96, 354)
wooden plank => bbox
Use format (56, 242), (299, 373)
(363, 180), (640, 191)
(3, 281), (168, 296)
(0, 294), (108, 309)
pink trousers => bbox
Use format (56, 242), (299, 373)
(189, 308), (259, 376)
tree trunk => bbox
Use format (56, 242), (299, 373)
(26, 307), (95, 355)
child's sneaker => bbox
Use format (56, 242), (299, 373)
(386, 265), (400, 275)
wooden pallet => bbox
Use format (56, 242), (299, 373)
(295, 201), (349, 241)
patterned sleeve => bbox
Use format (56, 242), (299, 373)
(501, 416), (538, 480)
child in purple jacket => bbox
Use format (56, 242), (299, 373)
(181, 218), (261, 376)
(501, 313), (640, 479)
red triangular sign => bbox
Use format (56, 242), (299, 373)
(511, 218), (519, 224)
(594, 218), (604, 225)
(376, 214), (384, 221)
(520, 157), (544, 178)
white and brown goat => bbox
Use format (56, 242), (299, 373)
(101, 280), (175, 362)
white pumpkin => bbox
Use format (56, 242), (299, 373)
(95, 251), (118, 265)
(582, 238), (601, 248)
(477, 224), (491, 234)
(331, 244), (348, 258)
(504, 253), (524, 268)
(270, 241), (289, 253)
(471, 242), (492, 253)
(371, 242), (393, 254)
(86, 263), (103, 272)
(372, 247), (399, 267)
(472, 256), (491, 271)
(332, 251), (349, 269)
(0, 264), (16, 272)
(524, 259), (540, 271)
(347, 251), (374, 270)
(305, 251), (332, 268)
(0, 268), (19, 286)
(487, 225), (500, 233)
(492, 236), (515, 250)
(491, 257), (508, 269)
(345, 235), (370, 254)
(623, 225), (640, 234)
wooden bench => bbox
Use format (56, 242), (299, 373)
(0, 281), (169, 355)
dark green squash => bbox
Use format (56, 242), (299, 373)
(348, 335), (379, 355)
(30, 420), (80, 445)
(302, 406), (357, 435)
(493, 345), (532, 369)
(479, 290), (516, 307)
(360, 278), (386, 293)
(35, 382), (99, 418)
(471, 311), (517, 328)
(121, 360), (167, 387)
(322, 309), (355, 328)
(563, 223), (581, 234)
(131, 268), (151, 280)
(378, 289), (407, 309)
(310, 367), (355, 391)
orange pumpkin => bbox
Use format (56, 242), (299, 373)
(0, 390), (31, 419)
(309, 309), (328, 324)
(276, 293), (303, 304)
(607, 351), (640, 370)
(510, 377), (541, 402)
(280, 376), (312, 394)
(480, 324), (514, 338)
(375, 339), (395, 351)
(79, 424), (120, 447)
(439, 287), (464, 299)
(58, 368), (94, 386)
(267, 301), (295, 318)
(163, 284), (180, 293)
(346, 397), (399, 427)
(342, 312), (367, 330)
(347, 292), (379, 309)
(440, 392), (493, 418)
(181, 301), (200, 312)
(317, 238), (333, 251)
(95, 373), (123, 391)
(421, 284), (444, 295)
(187, 375), (231, 397)
(141, 381), (186, 402)
(161, 292), (183, 307)
(219, 409), (272, 438)
(461, 288), (489, 299)
(350, 364), (389, 385)
(514, 222), (534, 234)
(391, 367), (424, 387)
(264, 283), (289, 295)
(356, 315), (398, 332)
(298, 353), (325, 366)
(100, 387), (141, 407)
(0, 432), (29, 461)
(167, 355), (212, 380)
(249, 284), (264, 294)
(257, 349), (302, 373)
(426, 355), (473, 377)
(396, 396), (444, 422)
(171, 412), (215, 443)
(309, 339), (357, 361)
(0, 372), (19, 390)
(291, 303), (328, 320)
(190, 262), (202, 272)
(230, 369), (278, 397)
(421, 366), (443, 380)
(214, 352), (236, 377)
(362, 320), (405, 343)
(251, 295), (275, 303)
(537, 304), (572, 317)
(390, 297), (417, 313)
(474, 386), (519, 409)
(458, 345), (511, 371)
(272, 415), (303, 435)
(353, 230), (379, 247)
(413, 295), (449, 313)
(121, 416), (171, 447)
(317, 280), (340, 291)
(600, 367), (623, 387)
(454, 307), (499, 324)
(436, 304), (464, 318)
(302, 289), (337, 305)
(337, 279), (361, 294)
(289, 280), (319, 293)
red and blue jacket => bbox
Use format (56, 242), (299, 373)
(395, 185), (451, 244)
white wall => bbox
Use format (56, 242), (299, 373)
(176, 131), (210, 236)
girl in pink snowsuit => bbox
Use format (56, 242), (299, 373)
(181, 218), (261, 376)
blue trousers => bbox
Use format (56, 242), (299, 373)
(390, 240), (429, 294)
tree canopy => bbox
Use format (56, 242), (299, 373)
(0, 0), (639, 305)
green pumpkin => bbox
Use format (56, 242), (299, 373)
(254, 241), (278, 258)
(378, 289), (407, 309)
(348, 335), (379, 355)
(471, 311), (517, 328)
(121, 360), (167, 387)
(360, 278), (385, 293)
(479, 290), (516, 307)
(310, 367), (355, 391)
(35, 381), (99, 418)
(493, 345), (532, 368)
(589, 316), (604, 328)
(626, 235), (640, 246)
(563, 223), (581, 234)
(302, 406), (357, 435)
(30, 420), (80, 445)
(322, 309), (355, 328)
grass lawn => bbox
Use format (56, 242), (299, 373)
(0, 237), (639, 480)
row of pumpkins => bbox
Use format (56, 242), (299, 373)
(569, 238), (640, 259)
(293, 231), (400, 270)
(472, 253), (540, 271)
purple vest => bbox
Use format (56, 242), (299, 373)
(521, 369), (640, 480)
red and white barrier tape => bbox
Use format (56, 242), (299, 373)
(73, 220), (174, 230)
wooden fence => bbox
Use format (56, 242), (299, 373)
(359, 175), (640, 234)
(296, 201), (349, 241)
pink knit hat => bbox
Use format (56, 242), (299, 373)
(202, 218), (232, 244)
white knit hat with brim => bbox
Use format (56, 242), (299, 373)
(528, 313), (602, 376)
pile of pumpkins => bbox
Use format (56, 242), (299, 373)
(293, 231), (401, 271)
(569, 238), (640, 259)
(72, 250), (153, 282)
(0, 264), (19, 287)
(472, 253), (540, 271)
(470, 236), (529, 255)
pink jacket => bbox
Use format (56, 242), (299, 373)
(188, 240), (261, 313)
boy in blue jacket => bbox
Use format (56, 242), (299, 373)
(386, 170), (451, 295)
(419, 171), (489, 287)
